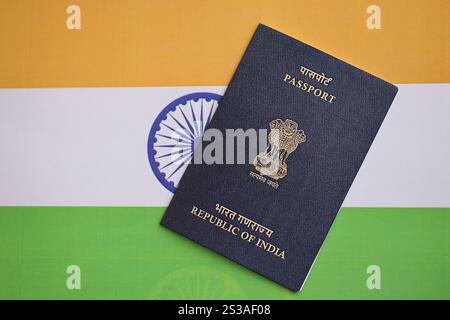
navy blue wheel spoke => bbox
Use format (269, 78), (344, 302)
(156, 133), (191, 145)
(178, 106), (197, 138)
(189, 100), (200, 137)
(154, 143), (191, 148)
(155, 148), (192, 160)
(200, 99), (205, 135)
(159, 149), (192, 170)
(205, 102), (215, 132)
(161, 122), (192, 142)
(166, 152), (194, 179)
(148, 92), (221, 193)
(168, 113), (195, 140)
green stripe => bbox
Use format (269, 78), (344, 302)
(0, 207), (449, 299)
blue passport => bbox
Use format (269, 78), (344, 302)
(160, 24), (398, 291)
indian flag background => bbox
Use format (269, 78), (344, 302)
(0, 0), (449, 299)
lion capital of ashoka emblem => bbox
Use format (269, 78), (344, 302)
(253, 119), (306, 180)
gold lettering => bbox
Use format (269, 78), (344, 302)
(191, 204), (284, 260)
(282, 73), (336, 104)
(256, 238), (285, 260)
(283, 73), (292, 82)
(313, 88), (322, 97)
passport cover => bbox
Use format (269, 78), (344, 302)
(160, 24), (398, 291)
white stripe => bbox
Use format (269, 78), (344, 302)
(0, 84), (449, 207)
(344, 84), (450, 207)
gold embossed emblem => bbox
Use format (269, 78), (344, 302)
(254, 119), (306, 180)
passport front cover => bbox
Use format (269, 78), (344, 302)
(160, 24), (398, 291)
